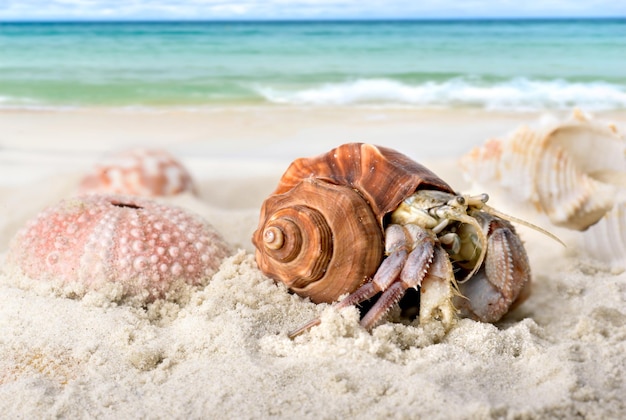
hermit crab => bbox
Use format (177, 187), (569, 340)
(253, 143), (546, 337)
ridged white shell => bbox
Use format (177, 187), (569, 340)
(460, 110), (626, 230)
(577, 202), (626, 274)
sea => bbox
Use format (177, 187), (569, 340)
(0, 19), (625, 111)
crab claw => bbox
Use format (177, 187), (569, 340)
(453, 213), (531, 323)
(418, 244), (457, 329)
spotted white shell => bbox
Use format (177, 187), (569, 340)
(460, 110), (626, 230)
(79, 148), (197, 197)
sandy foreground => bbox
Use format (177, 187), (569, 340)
(0, 106), (625, 418)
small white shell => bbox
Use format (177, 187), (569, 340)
(460, 110), (626, 230)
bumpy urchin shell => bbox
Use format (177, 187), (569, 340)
(79, 148), (197, 197)
(6, 194), (232, 303)
(460, 110), (626, 230)
(253, 143), (454, 303)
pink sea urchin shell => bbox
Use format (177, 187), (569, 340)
(6, 194), (232, 303)
(79, 148), (197, 197)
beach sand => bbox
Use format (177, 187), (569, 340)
(1, 106), (625, 418)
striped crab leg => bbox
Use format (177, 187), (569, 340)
(288, 224), (438, 338)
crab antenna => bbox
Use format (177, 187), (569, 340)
(481, 204), (565, 247)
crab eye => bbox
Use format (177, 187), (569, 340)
(448, 196), (465, 207)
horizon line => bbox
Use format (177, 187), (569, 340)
(2, 16), (625, 23)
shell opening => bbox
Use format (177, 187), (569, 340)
(110, 200), (143, 210)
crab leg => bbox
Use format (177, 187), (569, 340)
(287, 235), (408, 338)
(360, 230), (434, 330)
(335, 248), (408, 309)
(288, 225), (435, 338)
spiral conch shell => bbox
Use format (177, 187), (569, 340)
(252, 143), (453, 303)
(460, 110), (626, 231)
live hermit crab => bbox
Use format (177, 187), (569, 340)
(252, 143), (553, 337)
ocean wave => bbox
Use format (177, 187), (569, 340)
(253, 78), (626, 111)
(0, 95), (44, 108)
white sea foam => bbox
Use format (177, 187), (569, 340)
(254, 78), (626, 111)
(0, 95), (55, 111)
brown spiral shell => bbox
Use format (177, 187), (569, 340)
(252, 143), (454, 303)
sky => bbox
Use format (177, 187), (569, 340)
(1, 0), (625, 21)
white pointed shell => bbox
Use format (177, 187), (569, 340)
(460, 110), (626, 230)
(577, 202), (626, 274)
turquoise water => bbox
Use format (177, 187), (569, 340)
(0, 19), (625, 110)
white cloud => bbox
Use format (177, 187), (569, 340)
(0, 0), (624, 20)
